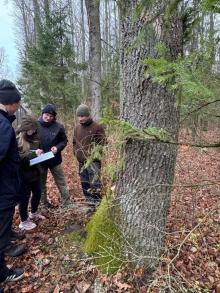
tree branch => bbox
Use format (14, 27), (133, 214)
(181, 99), (220, 122)
(142, 129), (220, 148)
(101, 38), (119, 54)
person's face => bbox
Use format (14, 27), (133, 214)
(5, 101), (20, 115)
(78, 115), (90, 124)
(42, 113), (54, 123)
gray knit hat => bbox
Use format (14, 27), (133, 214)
(76, 104), (90, 117)
(0, 79), (21, 105)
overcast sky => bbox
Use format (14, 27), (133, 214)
(0, 1), (18, 81)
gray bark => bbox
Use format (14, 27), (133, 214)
(68, 0), (75, 48)
(80, 0), (86, 99)
(105, 0), (109, 74)
(33, 0), (41, 45)
(115, 0), (183, 272)
(113, 0), (119, 50)
(85, 0), (102, 121)
(20, 0), (29, 45)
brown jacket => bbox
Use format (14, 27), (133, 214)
(73, 118), (105, 163)
(18, 133), (41, 183)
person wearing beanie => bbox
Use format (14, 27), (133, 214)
(41, 104), (57, 117)
(38, 104), (70, 209)
(16, 115), (45, 231)
(76, 104), (90, 117)
(73, 104), (106, 210)
(0, 79), (21, 107)
(0, 79), (25, 283)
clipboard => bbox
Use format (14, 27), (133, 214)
(29, 151), (54, 166)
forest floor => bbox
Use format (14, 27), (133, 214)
(3, 130), (220, 293)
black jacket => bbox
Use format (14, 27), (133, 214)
(38, 118), (68, 168)
(0, 110), (21, 210)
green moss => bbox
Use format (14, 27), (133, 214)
(63, 231), (85, 244)
(84, 196), (123, 274)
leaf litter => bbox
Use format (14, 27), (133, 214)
(3, 130), (220, 292)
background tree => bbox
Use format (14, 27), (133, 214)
(85, 0), (102, 120)
(12, 0), (121, 116)
(179, 0), (220, 140)
(0, 48), (8, 78)
(19, 3), (82, 117)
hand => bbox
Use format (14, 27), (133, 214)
(51, 146), (58, 154)
(35, 149), (43, 156)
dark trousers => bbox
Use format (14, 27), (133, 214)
(0, 207), (14, 282)
(19, 180), (41, 222)
(40, 164), (69, 204)
(79, 161), (102, 204)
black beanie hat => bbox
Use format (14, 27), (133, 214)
(42, 104), (57, 117)
(0, 79), (21, 105)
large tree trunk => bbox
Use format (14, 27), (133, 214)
(85, 0), (102, 121)
(115, 0), (183, 272)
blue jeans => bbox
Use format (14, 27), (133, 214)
(79, 161), (102, 204)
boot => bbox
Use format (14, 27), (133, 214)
(4, 244), (26, 257)
(10, 230), (25, 242)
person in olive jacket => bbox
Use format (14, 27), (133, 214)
(73, 104), (106, 208)
(0, 79), (25, 283)
(38, 104), (70, 209)
(16, 115), (45, 231)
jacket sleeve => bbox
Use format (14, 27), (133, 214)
(19, 150), (36, 162)
(0, 122), (13, 162)
(55, 125), (68, 152)
(95, 124), (106, 146)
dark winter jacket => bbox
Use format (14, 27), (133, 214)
(0, 110), (21, 210)
(18, 133), (41, 183)
(38, 118), (68, 168)
(73, 118), (106, 163)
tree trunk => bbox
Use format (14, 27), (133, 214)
(32, 0), (41, 45)
(80, 0), (86, 99)
(105, 0), (109, 75)
(85, 0), (102, 121)
(68, 0), (75, 49)
(113, 1), (119, 50)
(20, 0), (29, 46)
(115, 0), (183, 272)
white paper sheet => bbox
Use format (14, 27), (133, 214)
(29, 151), (54, 166)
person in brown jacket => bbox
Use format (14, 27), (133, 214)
(73, 104), (106, 208)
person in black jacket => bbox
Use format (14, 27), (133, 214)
(17, 115), (45, 231)
(38, 104), (70, 209)
(0, 79), (25, 283)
